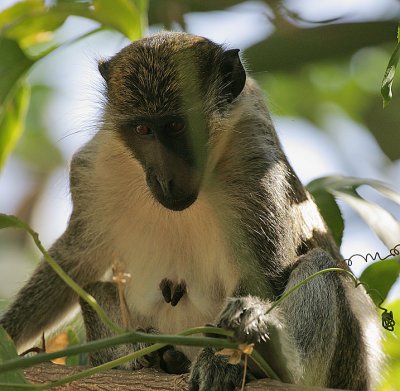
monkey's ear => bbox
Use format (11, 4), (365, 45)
(221, 49), (246, 102)
(98, 58), (111, 82)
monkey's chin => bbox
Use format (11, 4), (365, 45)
(155, 193), (198, 211)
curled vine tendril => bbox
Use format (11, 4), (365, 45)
(344, 244), (400, 266)
(268, 267), (396, 332)
(381, 309), (396, 331)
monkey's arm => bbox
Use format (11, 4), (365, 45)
(0, 216), (109, 351)
(189, 249), (378, 391)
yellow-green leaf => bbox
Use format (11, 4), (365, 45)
(0, 0), (65, 48)
(360, 260), (400, 305)
(0, 83), (30, 169)
(91, 0), (145, 40)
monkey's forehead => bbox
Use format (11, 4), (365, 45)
(104, 33), (224, 115)
(113, 32), (222, 66)
(139, 32), (209, 50)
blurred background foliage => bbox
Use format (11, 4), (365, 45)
(0, 0), (399, 389)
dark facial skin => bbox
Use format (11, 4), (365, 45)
(117, 114), (202, 211)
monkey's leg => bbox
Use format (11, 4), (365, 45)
(276, 249), (370, 390)
(80, 282), (156, 370)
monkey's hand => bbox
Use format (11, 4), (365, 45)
(217, 296), (276, 343)
(159, 278), (187, 306)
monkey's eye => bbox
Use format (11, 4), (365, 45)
(165, 121), (185, 136)
(135, 124), (152, 136)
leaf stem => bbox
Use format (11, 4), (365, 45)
(0, 328), (235, 374)
(267, 267), (359, 314)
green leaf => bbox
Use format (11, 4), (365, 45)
(0, 37), (33, 105)
(381, 41), (400, 107)
(0, 327), (29, 387)
(65, 329), (81, 366)
(0, 37), (33, 169)
(307, 176), (400, 249)
(90, 0), (146, 40)
(0, 83), (30, 169)
(55, 0), (146, 40)
(0, 0), (147, 54)
(307, 187), (344, 246)
(360, 260), (400, 305)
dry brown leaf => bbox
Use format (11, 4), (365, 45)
(46, 332), (69, 365)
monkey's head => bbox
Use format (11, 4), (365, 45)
(98, 32), (246, 211)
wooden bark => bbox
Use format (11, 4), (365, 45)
(24, 363), (341, 390)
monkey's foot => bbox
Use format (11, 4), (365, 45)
(158, 345), (191, 374)
(159, 278), (186, 306)
(189, 347), (244, 391)
(218, 296), (277, 343)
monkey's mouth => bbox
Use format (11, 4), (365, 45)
(146, 171), (199, 211)
(155, 192), (198, 211)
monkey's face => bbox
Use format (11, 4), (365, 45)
(118, 114), (202, 211)
(99, 32), (246, 211)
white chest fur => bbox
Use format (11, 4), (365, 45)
(116, 195), (239, 334)
(89, 135), (240, 357)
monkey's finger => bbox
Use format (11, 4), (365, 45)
(159, 278), (172, 303)
(171, 280), (186, 306)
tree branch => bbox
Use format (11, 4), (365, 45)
(23, 363), (341, 391)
